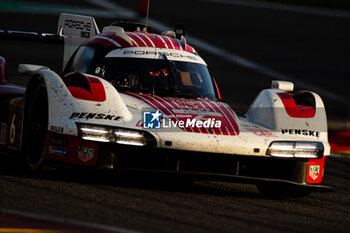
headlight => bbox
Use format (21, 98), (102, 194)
(77, 123), (156, 147)
(266, 141), (324, 158)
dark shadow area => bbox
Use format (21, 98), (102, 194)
(0, 152), (273, 200)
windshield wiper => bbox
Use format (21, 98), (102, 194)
(163, 54), (178, 94)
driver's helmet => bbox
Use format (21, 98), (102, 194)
(176, 63), (203, 88)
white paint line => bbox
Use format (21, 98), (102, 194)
(156, 35), (169, 49)
(0, 208), (142, 233)
(128, 36), (139, 47)
(130, 32), (149, 47)
(94, 35), (121, 47)
(141, 33), (156, 47)
(200, 0), (350, 19)
(330, 153), (350, 158)
(83, 0), (350, 107)
(164, 36), (176, 49)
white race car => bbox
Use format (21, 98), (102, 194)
(0, 13), (332, 197)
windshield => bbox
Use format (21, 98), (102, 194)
(96, 58), (217, 99)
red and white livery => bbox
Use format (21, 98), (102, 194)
(0, 13), (333, 197)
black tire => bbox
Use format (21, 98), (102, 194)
(256, 183), (311, 198)
(24, 83), (48, 171)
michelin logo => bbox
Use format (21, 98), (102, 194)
(143, 110), (162, 129)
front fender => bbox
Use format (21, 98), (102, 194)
(26, 70), (132, 136)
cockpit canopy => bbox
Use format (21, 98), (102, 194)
(64, 42), (218, 99)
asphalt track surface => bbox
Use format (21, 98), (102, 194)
(0, 0), (350, 232)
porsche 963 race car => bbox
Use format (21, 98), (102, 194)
(0, 13), (333, 197)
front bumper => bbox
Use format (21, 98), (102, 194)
(96, 144), (332, 192)
(45, 131), (332, 192)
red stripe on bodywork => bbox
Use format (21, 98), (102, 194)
(139, 33), (155, 47)
(156, 35), (169, 48)
(203, 99), (239, 135)
(86, 32), (197, 52)
(84, 37), (118, 47)
(145, 34), (168, 49)
(196, 101), (220, 135)
(128, 33), (147, 47)
(89, 33), (132, 47)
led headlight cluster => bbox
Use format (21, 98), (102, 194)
(77, 123), (156, 147)
(266, 141), (324, 158)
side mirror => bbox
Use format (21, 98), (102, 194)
(271, 80), (294, 92)
(18, 64), (48, 75)
(0, 56), (7, 84)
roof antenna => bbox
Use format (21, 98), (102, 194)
(145, 0), (151, 32)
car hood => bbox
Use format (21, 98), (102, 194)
(121, 92), (240, 136)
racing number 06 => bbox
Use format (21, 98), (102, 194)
(9, 114), (16, 144)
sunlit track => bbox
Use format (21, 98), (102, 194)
(0, 208), (139, 233)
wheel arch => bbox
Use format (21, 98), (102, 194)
(21, 70), (74, 149)
(21, 74), (49, 170)
(21, 74), (48, 151)
(23, 73), (45, 119)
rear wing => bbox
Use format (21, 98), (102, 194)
(57, 13), (100, 70)
(0, 29), (62, 43)
(0, 13), (100, 72)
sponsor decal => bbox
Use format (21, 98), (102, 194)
(77, 146), (95, 162)
(7, 112), (20, 148)
(50, 135), (68, 147)
(64, 19), (91, 38)
(143, 110), (222, 130)
(281, 128), (320, 138)
(143, 110), (161, 129)
(163, 117), (221, 129)
(309, 165), (320, 180)
(107, 48), (206, 65)
(126, 92), (239, 135)
(307, 158), (325, 183)
(0, 123), (7, 145)
(49, 146), (68, 157)
(247, 128), (277, 137)
(65, 19), (91, 30)
(122, 50), (199, 61)
(50, 125), (64, 133)
(69, 112), (122, 121)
